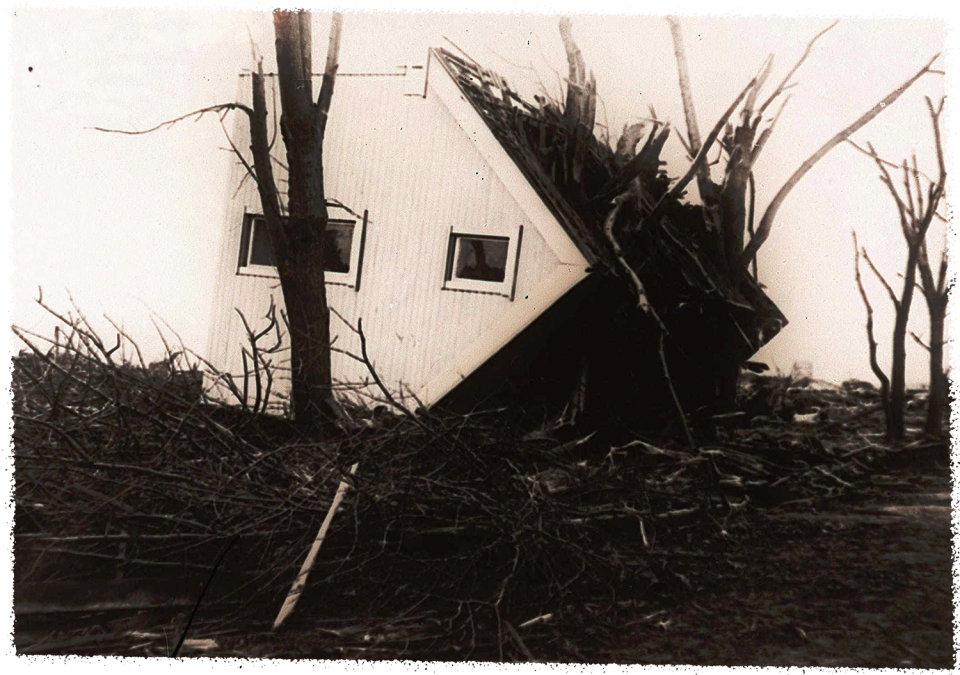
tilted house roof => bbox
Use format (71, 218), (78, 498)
(433, 48), (786, 362)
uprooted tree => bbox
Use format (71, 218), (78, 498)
(589, 17), (939, 410)
(96, 10), (345, 433)
(664, 18), (940, 276)
(851, 96), (947, 442)
(437, 18), (941, 429)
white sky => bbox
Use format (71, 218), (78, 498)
(5, 2), (951, 387)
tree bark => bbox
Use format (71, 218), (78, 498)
(887, 241), (926, 442)
(925, 300), (947, 436)
(854, 232), (893, 438)
(254, 10), (342, 433)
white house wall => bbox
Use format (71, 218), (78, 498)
(206, 63), (588, 412)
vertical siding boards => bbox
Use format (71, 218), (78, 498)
(207, 64), (572, 413)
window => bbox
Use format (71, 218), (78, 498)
(442, 229), (522, 298)
(323, 221), (355, 274)
(237, 209), (367, 289)
(447, 235), (509, 282)
(243, 215), (276, 267)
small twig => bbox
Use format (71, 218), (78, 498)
(357, 318), (415, 419)
(504, 621), (536, 661)
(172, 535), (239, 657)
(758, 20), (838, 115)
(660, 332), (696, 451)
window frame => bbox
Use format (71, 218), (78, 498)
(441, 227), (523, 299)
(236, 205), (368, 291)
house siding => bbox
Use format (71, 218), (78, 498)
(206, 63), (586, 412)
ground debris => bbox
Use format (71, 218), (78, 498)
(12, 342), (950, 661)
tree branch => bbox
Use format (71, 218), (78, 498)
(740, 53), (939, 270)
(747, 171), (758, 281)
(666, 16), (707, 186)
(758, 20), (838, 115)
(853, 230), (891, 408)
(90, 103), (253, 136)
(861, 247), (899, 308)
(249, 60), (286, 246)
(646, 73), (758, 226)
(867, 143), (912, 240)
(845, 139), (941, 188)
(273, 10), (313, 124)
(604, 191), (660, 326)
(749, 93), (791, 167)
(316, 12), (343, 136)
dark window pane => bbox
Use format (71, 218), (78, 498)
(249, 217), (275, 266)
(323, 221), (354, 273)
(454, 236), (508, 282)
(238, 216), (253, 268)
(241, 215), (355, 273)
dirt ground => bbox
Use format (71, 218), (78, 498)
(15, 449), (954, 666)
(603, 470), (953, 667)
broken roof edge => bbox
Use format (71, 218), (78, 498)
(430, 48), (604, 268)
(433, 46), (788, 361)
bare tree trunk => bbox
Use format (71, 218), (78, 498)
(256, 10), (343, 433)
(881, 240), (924, 443)
(925, 300), (947, 436)
(888, 299), (912, 442)
(854, 232), (893, 438)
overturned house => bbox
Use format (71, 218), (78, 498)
(207, 46), (785, 430)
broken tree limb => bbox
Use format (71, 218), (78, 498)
(316, 12), (343, 134)
(559, 17), (587, 129)
(660, 332), (696, 451)
(614, 121), (648, 167)
(645, 73), (758, 228)
(249, 59), (287, 251)
(747, 172), (758, 280)
(757, 20), (838, 115)
(89, 103), (254, 136)
(272, 461), (359, 631)
(604, 191), (652, 314)
(666, 17), (708, 189)
(739, 53), (940, 271)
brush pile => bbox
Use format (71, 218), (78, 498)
(13, 307), (946, 659)
(12, 313), (728, 659)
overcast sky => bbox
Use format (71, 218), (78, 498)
(6, 2), (950, 387)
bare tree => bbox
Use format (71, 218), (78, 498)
(96, 11), (345, 433)
(915, 98), (949, 437)
(849, 98), (956, 437)
(251, 11), (345, 431)
(850, 97), (945, 442)
(916, 242), (950, 437)
(665, 17), (941, 279)
(853, 231), (892, 437)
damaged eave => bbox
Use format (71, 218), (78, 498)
(433, 47), (788, 358)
